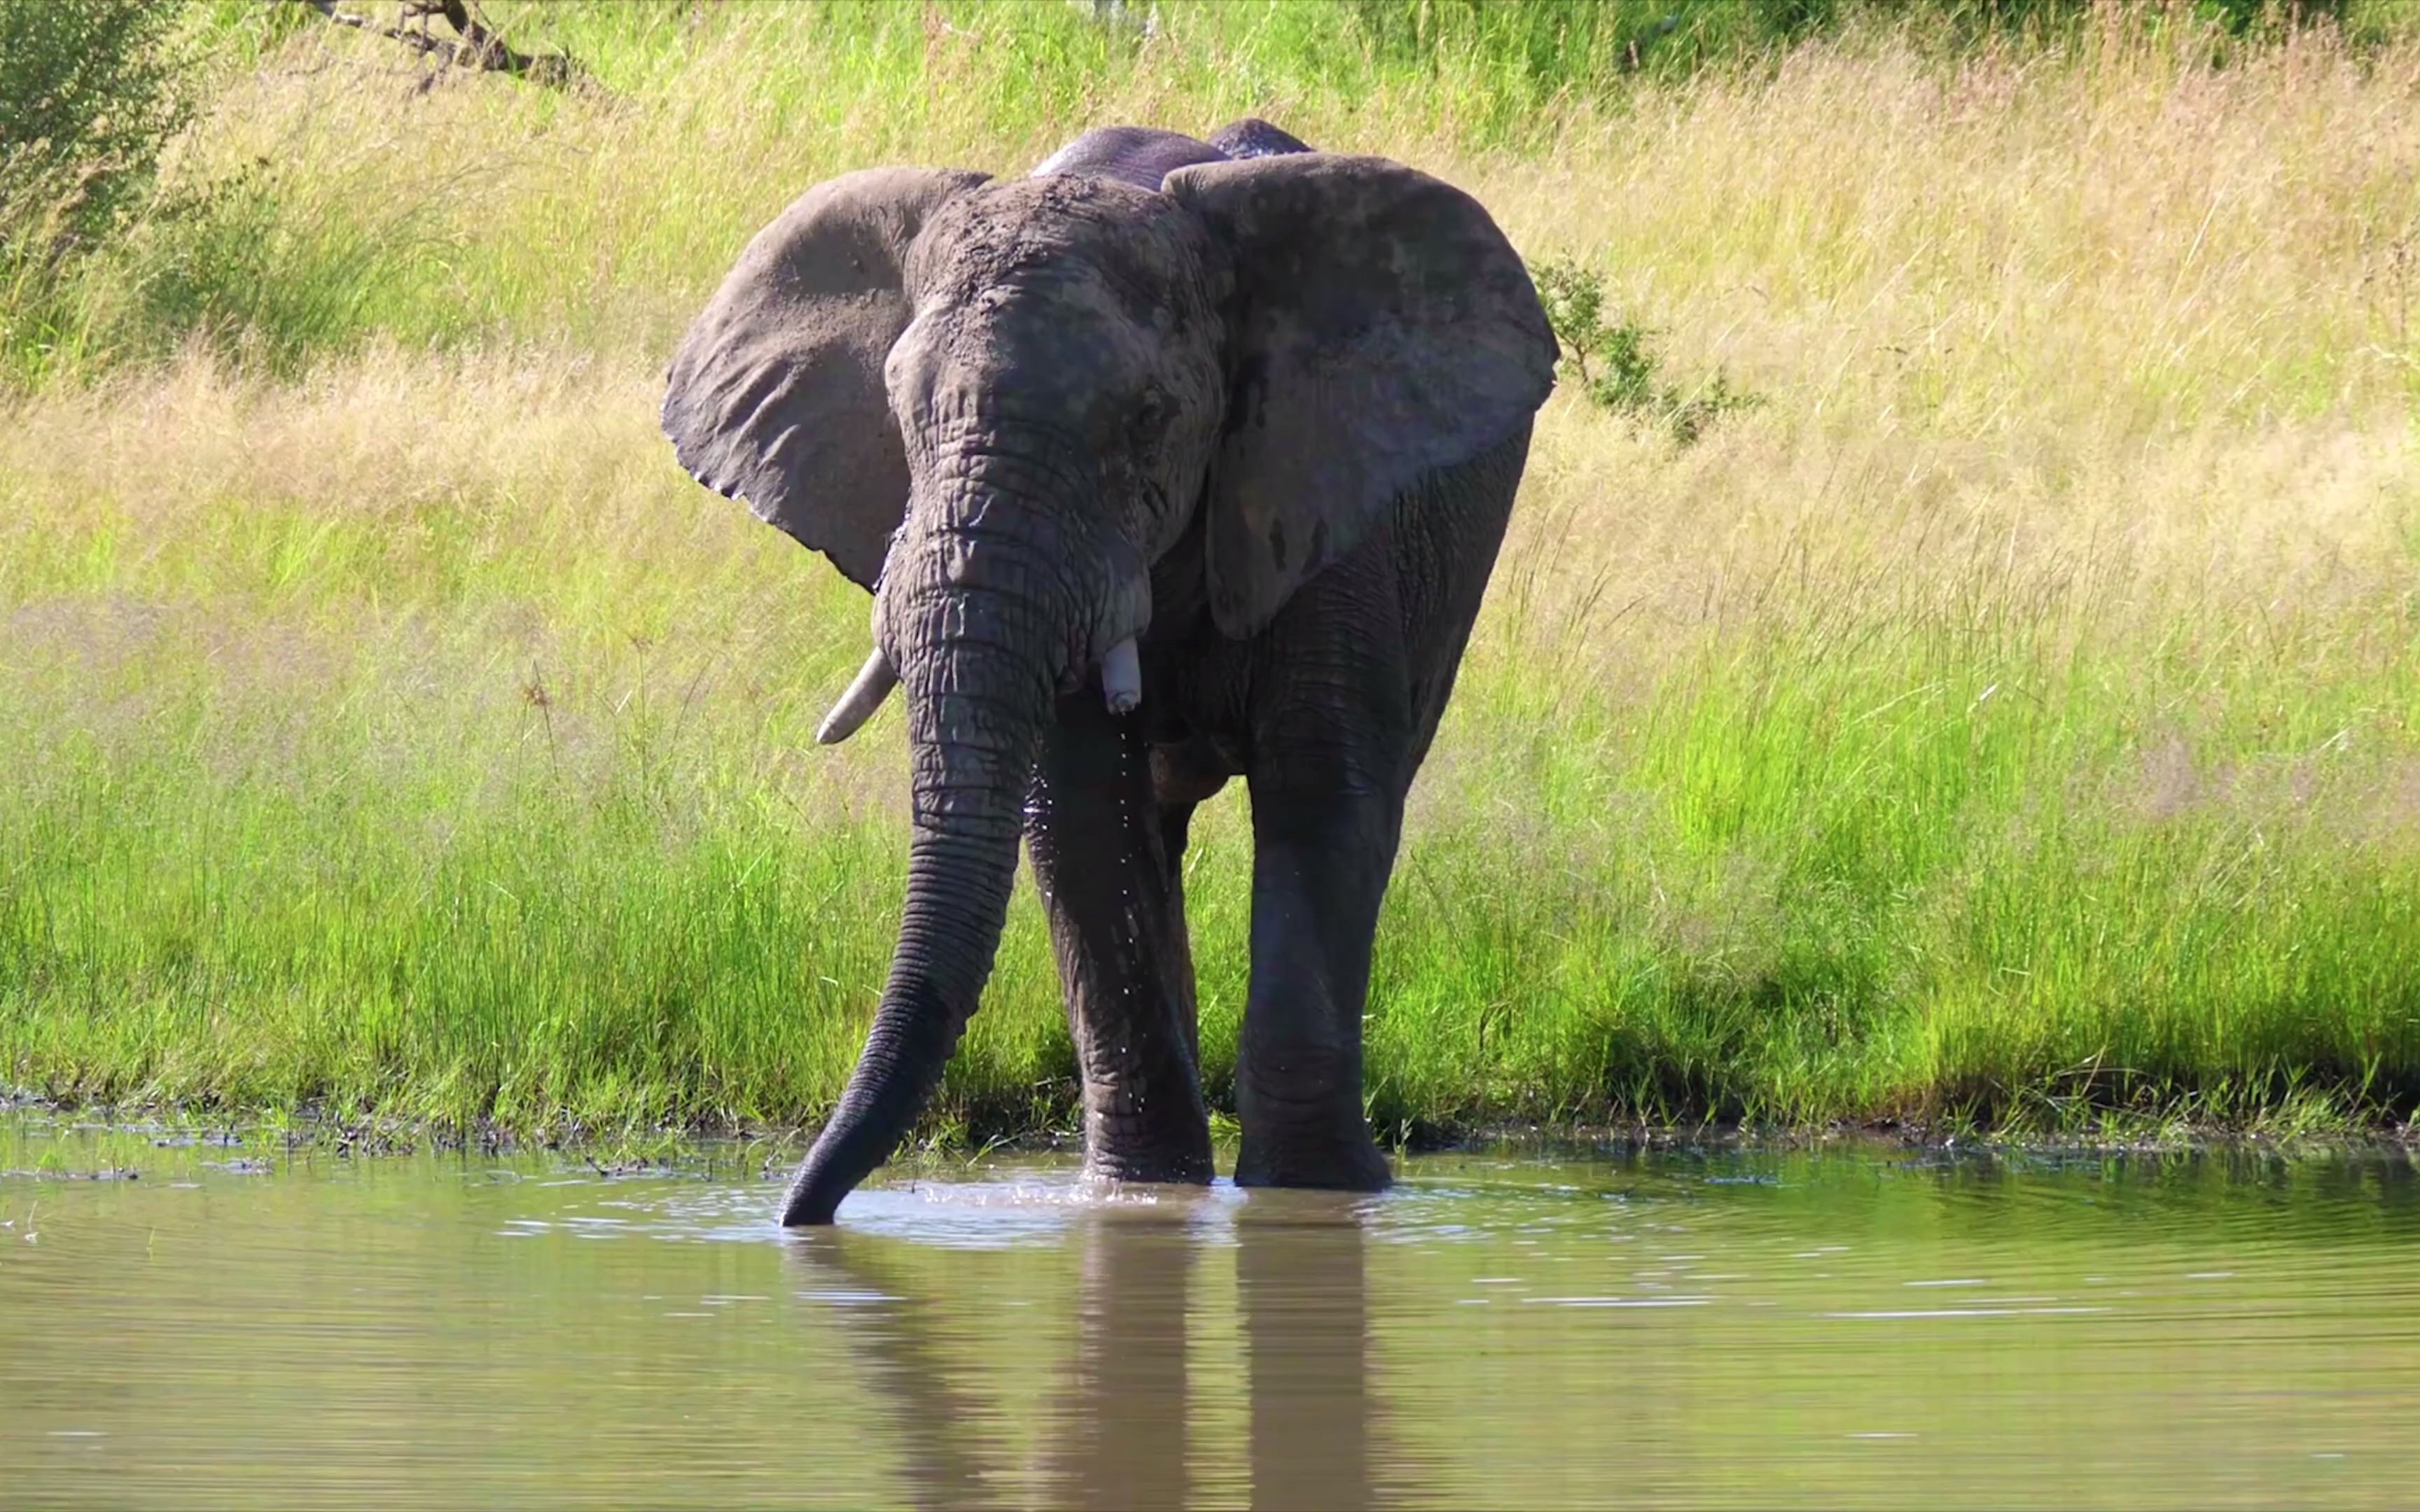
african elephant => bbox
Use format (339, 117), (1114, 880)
(662, 119), (1555, 1224)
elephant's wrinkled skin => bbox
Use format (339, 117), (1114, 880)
(662, 120), (1555, 1224)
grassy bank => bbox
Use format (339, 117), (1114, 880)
(4, 3), (2419, 1143)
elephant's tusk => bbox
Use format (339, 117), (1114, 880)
(816, 648), (899, 744)
(1101, 638), (1142, 715)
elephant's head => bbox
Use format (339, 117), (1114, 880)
(663, 150), (1553, 1224)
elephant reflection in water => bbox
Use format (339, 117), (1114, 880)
(787, 1195), (1377, 1511)
(1236, 1200), (1374, 1512)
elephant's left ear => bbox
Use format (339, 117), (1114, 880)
(1164, 154), (1556, 638)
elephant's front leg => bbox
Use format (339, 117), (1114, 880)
(1027, 694), (1214, 1184)
(1233, 774), (1400, 1191)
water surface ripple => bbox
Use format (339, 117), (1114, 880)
(4, 1122), (2416, 1509)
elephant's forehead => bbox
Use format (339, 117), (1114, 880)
(908, 176), (1216, 318)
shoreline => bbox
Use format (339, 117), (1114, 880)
(6, 1092), (2412, 1167)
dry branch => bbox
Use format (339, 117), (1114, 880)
(291, 0), (581, 88)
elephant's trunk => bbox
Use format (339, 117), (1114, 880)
(782, 560), (1059, 1226)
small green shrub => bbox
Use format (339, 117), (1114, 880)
(1531, 256), (1760, 446)
(0, 0), (195, 256)
(1, 0), (202, 382)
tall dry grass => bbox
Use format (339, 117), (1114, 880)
(3, 5), (2416, 1138)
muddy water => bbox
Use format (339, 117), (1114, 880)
(3, 1121), (2416, 1510)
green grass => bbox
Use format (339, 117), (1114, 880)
(17, 0), (2420, 384)
(4, 456), (2413, 1141)
(3, 1), (2419, 1145)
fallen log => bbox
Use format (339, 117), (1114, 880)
(291, 0), (581, 88)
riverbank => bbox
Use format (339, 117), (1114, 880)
(5, 4), (2419, 1143)
(4, 1095), (2411, 1177)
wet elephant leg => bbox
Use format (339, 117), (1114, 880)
(1233, 774), (1400, 1190)
(1230, 552), (1410, 1191)
(1027, 694), (1214, 1183)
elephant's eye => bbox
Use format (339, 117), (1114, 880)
(1131, 384), (1169, 435)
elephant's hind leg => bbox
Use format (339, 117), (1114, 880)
(1027, 694), (1214, 1184)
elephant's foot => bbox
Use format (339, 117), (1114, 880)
(1232, 1119), (1392, 1193)
(1081, 1100), (1215, 1186)
(1082, 1145), (1216, 1186)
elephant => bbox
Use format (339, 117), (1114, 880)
(662, 119), (1555, 1225)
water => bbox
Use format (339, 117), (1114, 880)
(4, 1120), (2417, 1510)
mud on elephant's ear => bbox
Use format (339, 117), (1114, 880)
(660, 167), (992, 592)
(1164, 154), (1557, 638)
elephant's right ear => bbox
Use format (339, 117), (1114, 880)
(662, 167), (990, 592)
